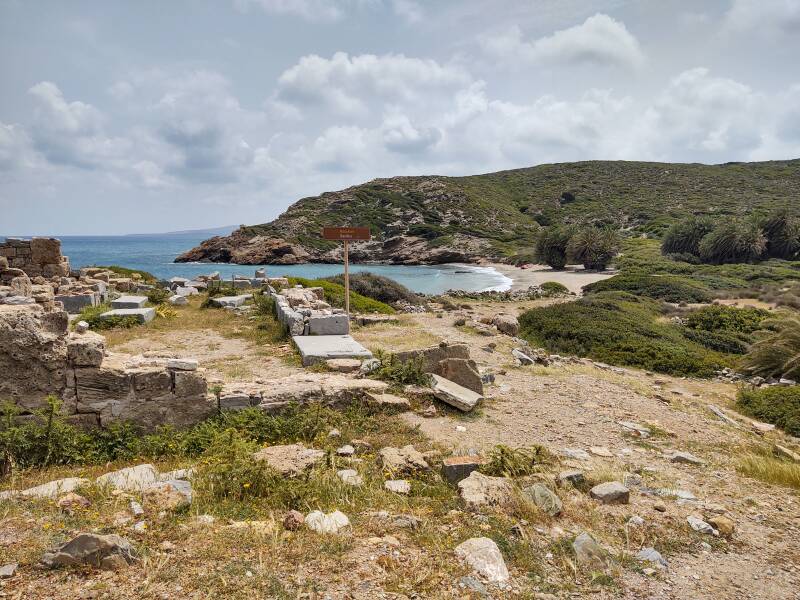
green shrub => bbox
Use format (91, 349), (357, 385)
(193, 429), (277, 501)
(93, 265), (158, 284)
(737, 386), (800, 436)
(286, 277), (394, 314)
(661, 217), (715, 256)
(534, 226), (574, 270)
(540, 281), (570, 296)
(146, 287), (171, 305)
(583, 274), (711, 303)
(566, 227), (620, 270)
(76, 303), (140, 330)
(680, 328), (749, 354)
(698, 219), (766, 265)
(324, 272), (421, 305)
(369, 351), (430, 387)
(518, 292), (728, 377)
(743, 315), (800, 380)
(685, 305), (770, 334)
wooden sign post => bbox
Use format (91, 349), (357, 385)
(321, 227), (371, 318)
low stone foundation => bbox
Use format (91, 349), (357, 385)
(0, 237), (70, 278)
(0, 304), (212, 431)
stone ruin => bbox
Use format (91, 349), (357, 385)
(0, 237), (70, 278)
(273, 285), (350, 336)
(0, 303), (212, 431)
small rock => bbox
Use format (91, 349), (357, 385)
(441, 455), (485, 484)
(57, 492), (91, 514)
(511, 348), (535, 365)
(589, 482), (630, 504)
(627, 515), (645, 527)
(283, 510), (305, 531)
(384, 479), (411, 495)
(590, 446), (614, 457)
(454, 537), (510, 584)
(336, 469), (363, 486)
(572, 532), (608, 570)
(325, 358), (362, 373)
(96, 464), (159, 492)
(328, 428), (341, 438)
(421, 404), (437, 418)
(707, 515), (735, 537)
(41, 533), (136, 570)
(668, 451), (704, 465)
(0, 562), (17, 579)
(653, 501), (667, 512)
(336, 445), (355, 456)
(458, 575), (487, 596)
(129, 501), (145, 517)
(458, 471), (514, 510)
(561, 448), (590, 461)
(557, 470), (585, 487)
(132, 521), (147, 533)
(524, 483), (563, 517)
(636, 547), (667, 569)
(195, 514), (216, 525)
(142, 480), (192, 511)
(687, 515), (718, 536)
(305, 510), (350, 535)
(252, 443), (325, 477)
(158, 541), (176, 552)
(75, 320), (90, 333)
(378, 445), (430, 475)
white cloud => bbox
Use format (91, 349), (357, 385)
(0, 122), (36, 172)
(381, 114), (441, 154)
(481, 13), (645, 69)
(633, 68), (765, 159)
(724, 0), (800, 34)
(274, 52), (471, 116)
(234, 0), (379, 21)
(392, 0), (422, 23)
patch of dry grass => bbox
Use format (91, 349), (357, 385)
(737, 449), (800, 490)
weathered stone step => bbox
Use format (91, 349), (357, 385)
(100, 308), (155, 324)
(292, 335), (372, 367)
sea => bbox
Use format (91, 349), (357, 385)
(4, 234), (512, 295)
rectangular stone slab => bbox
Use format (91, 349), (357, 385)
(292, 335), (372, 367)
(111, 295), (148, 309)
(211, 295), (248, 308)
(99, 308), (155, 324)
(430, 374), (483, 411)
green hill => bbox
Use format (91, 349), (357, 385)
(176, 159), (800, 265)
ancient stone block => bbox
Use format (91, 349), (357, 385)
(436, 358), (483, 394)
(30, 238), (62, 265)
(74, 367), (133, 412)
(132, 369), (173, 397)
(67, 332), (105, 367)
(173, 370), (207, 397)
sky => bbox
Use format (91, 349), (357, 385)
(1, 0), (799, 235)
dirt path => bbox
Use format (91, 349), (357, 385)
(354, 306), (800, 600)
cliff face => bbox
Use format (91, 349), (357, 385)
(175, 159), (800, 265)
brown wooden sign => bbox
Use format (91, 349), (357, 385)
(322, 227), (371, 241)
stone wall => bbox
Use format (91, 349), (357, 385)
(0, 304), (213, 431)
(0, 238), (70, 278)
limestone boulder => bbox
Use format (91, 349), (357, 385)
(252, 443), (325, 477)
(143, 480), (193, 511)
(394, 342), (471, 373)
(457, 471), (513, 510)
(492, 314), (519, 337)
(378, 445), (430, 475)
(430, 374), (482, 412)
(96, 464), (159, 491)
(455, 537), (509, 585)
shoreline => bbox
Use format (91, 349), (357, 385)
(486, 263), (617, 295)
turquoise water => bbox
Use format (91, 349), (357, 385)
(8, 235), (511, 295)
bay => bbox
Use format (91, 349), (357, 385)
(38, 235), (512, 295)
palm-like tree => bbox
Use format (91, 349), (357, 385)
(744, 314), (800, 380)
(567, 227), (620, 271)
(761, 209), (800, 260)
(697, 219), (766, 265)
(534, 226), (574, 270)
(661, 216), (715, 256)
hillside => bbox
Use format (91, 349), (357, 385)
(176, 159), (800, 265)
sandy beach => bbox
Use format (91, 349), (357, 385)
(488, 263), (616, 294)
